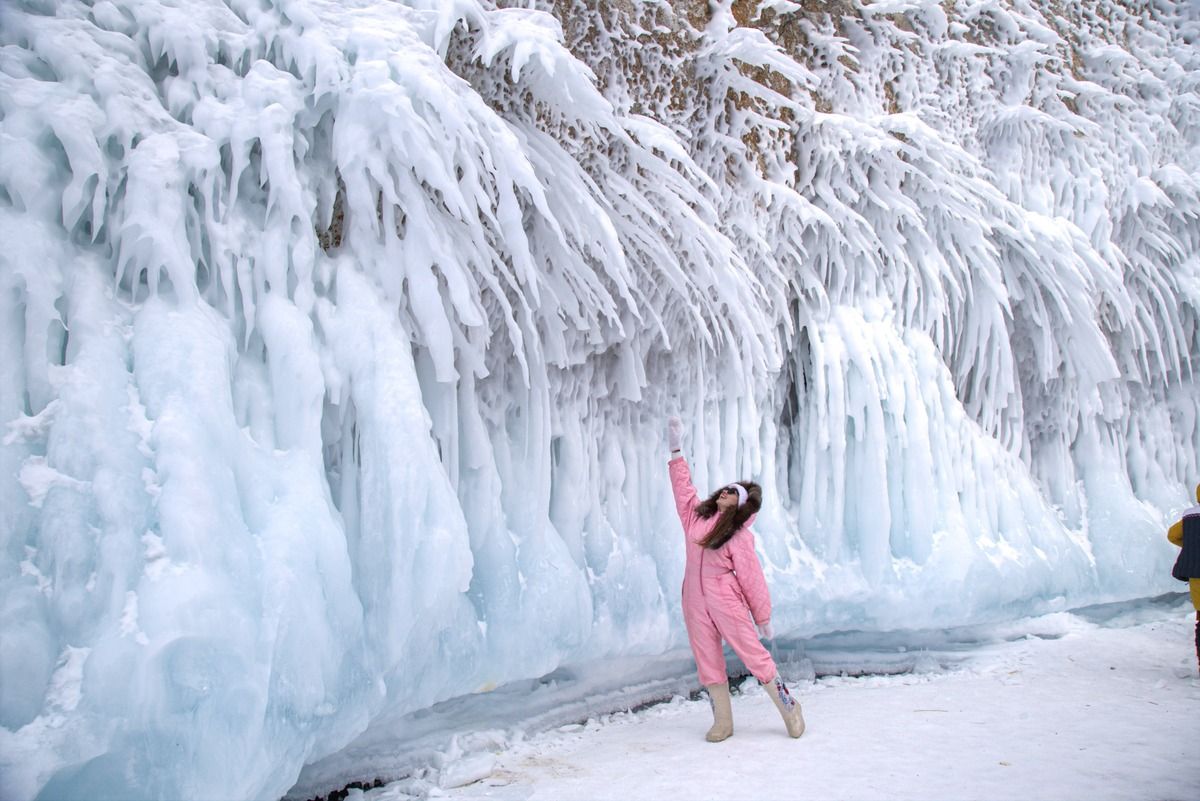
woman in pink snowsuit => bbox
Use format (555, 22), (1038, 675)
(667, 417), (805, 741)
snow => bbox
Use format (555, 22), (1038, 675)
(345, 596), (1200, 801)
(0, 0), (1198, 799)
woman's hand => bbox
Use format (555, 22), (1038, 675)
(757, 620), (774, 640)
(667, 416), (683, 452)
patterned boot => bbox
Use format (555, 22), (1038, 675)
(705, 682), (733, 742)
(763, 673), (805, 738)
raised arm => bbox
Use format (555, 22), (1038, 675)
(669, 454), (699, 528)
(667, 416), (698, 528)
(730, 527), (772, 626)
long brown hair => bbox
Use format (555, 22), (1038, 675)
(695, 481), (762, 549)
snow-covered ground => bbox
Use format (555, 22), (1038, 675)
(340, 595), (1200, 801)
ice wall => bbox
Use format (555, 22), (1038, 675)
(1, 0), (1198, 799)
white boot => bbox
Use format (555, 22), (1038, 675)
(705, 682), (733, 742)
(763, 674), (805, 738)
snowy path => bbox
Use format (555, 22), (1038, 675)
(422, 607), (1200, 801)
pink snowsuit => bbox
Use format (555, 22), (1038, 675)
(670, 456), (777, 687)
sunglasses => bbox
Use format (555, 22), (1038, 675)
(719, 487), (739, 496)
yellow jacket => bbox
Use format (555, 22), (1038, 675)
(1167, 483), (1200, 610)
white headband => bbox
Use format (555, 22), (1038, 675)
(727, 483), (747, 507)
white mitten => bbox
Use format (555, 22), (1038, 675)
(667, 416), (683, 452)
(757, 620), (775, 640)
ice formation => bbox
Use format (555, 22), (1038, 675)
(0, 0), (1197, 799)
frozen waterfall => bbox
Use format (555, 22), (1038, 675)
(1, 0), (1198, 799)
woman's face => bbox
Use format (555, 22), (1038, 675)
(716, 486), (739, 512)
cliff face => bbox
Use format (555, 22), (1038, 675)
(531, 0), (1200, 559)
(0, 2), (1197, 800)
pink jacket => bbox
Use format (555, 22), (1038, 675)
(669, 457), (771, 625)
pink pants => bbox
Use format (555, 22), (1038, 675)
(684, 587), (777, 686)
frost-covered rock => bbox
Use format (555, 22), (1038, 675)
(0, 0), (1197, 799)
